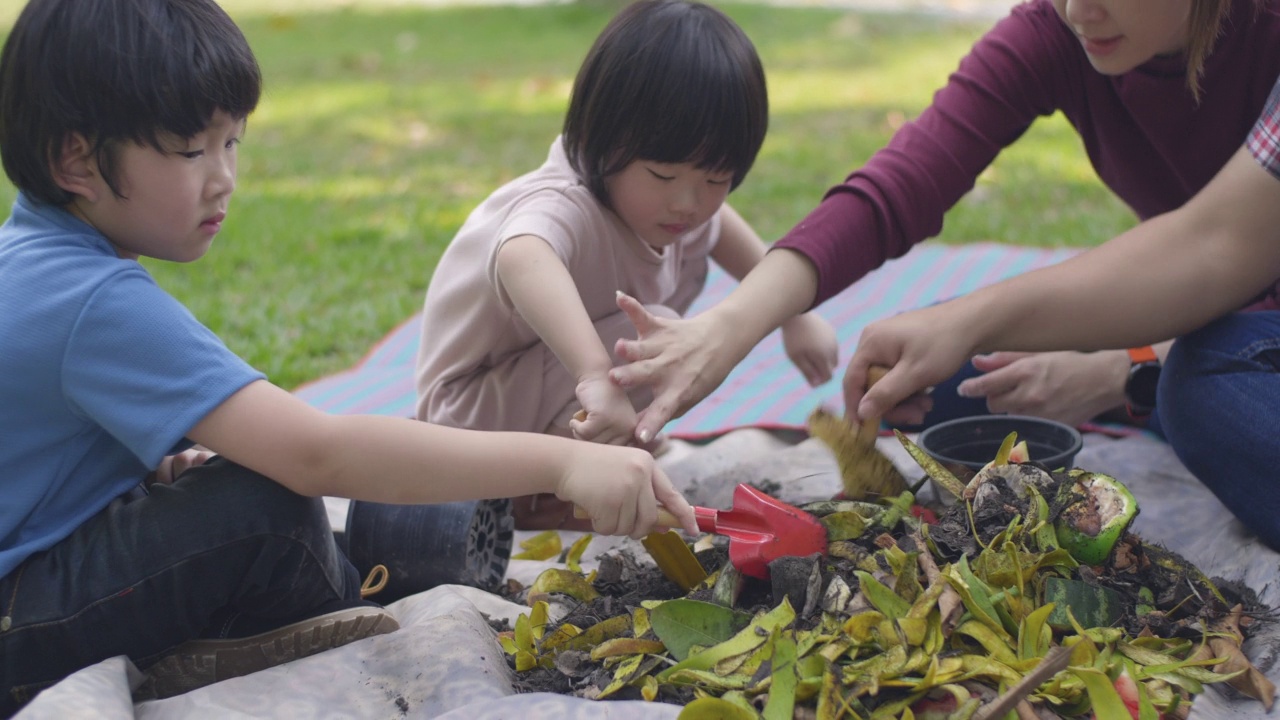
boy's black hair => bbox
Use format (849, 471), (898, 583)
(563, 0), (768, 208)
(0, 0), (262, 206)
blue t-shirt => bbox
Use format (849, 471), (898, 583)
(0, 194), (264, 578)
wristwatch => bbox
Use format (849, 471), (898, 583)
(1124, 346), (1161, 419)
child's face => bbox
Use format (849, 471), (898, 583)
(604, 160), (732, 251)
(72, 111), (244, 262)
(1052, 0), (1191, 75)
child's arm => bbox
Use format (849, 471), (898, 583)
(710, 205), (838, 386)
(495, 235), (637, 445)
(188, 380), (697, 538)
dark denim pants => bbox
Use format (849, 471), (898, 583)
(1159, 310), (1280, 549)
(0, 457), (362, 716)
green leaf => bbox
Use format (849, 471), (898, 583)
(649, 598), (752, 661)
(855, 571), (911, 620)
(659, 600), (797, 678)
(677, 697), (759, 720)
(1070, 667), (1132, 719)
(763, 630), (799, 720)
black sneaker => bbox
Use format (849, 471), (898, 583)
(135, 606), (399, 700)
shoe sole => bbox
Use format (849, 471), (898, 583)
(138, 607), (400, 699)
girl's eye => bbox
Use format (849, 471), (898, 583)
(708, 177), (731, 186)
(178, 150), (204, 159)
(225, 137), (242, 150)
(646, 168), (675, 181)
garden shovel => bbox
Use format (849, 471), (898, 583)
(575, 483), (827, 580)
(653, 483), (828, 580)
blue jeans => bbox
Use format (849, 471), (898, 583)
(0, 457), (362, 716)
(1159, 311), (1280, 549)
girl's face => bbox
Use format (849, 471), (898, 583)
(70, 111), (243, 262)
(1052, 0), (1191, 74)
(604, 160), (732, 251)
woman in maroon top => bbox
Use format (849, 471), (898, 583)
(611, 0), (1280, 442)
(847, 76), (1280, 547)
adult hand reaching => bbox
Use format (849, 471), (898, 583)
(958, 350), (1129, 427)
(845, 303), (980, 426)
(609, 292), (748, 444)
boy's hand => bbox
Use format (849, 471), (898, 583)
(571, 374), (639, 445)
(781, 312), (839, 386)
(555, 443), (697, 539)
(148, 446), (216, 486)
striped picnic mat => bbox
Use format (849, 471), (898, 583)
(294, 242), (1079, 438)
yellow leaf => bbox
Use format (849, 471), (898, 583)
(564, 533), (593, 573)
(511, 529), (562, 561)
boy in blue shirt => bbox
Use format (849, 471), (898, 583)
(0, 0), (697, 713)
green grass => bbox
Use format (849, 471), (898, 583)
(0, 1), (1134, 390)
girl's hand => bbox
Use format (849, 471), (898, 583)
(571, 374), (639, 446)
(554, 443), (698, 539)
(610, 292), (740, 444)
(148, 446), (216, 486)
(957, 350), (1129, 427)
(781, 312), (839, 386)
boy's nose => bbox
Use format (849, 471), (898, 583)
(208, 160), (236, 198)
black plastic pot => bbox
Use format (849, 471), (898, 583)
(917, 414), (1082, 472)
(343, 498), (514, 603)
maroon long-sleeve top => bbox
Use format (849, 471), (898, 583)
(776, 0), (1280, 310)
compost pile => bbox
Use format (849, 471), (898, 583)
(494, 431), (1276, 719)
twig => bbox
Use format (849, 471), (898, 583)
(972, 646), (1072, 720)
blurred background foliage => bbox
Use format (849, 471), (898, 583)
(0, 0), (1132, 389)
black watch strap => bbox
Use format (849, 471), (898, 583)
(1124, 346), (1161, 419)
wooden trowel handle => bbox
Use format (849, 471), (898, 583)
(573, 504), (686, 529)
(858, 365), (889, 445)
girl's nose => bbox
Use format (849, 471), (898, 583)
(668, 183), (699, 215)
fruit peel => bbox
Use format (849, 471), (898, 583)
(1053, 471), (1139, 566)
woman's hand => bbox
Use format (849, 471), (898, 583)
(957, 350), (1129, 427)
(780, 311), (839, 386)
(610, 292), (744, 444)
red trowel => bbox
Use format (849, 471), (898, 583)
(651, 484), (828, 579)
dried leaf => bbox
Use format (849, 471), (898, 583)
(642, 530), (707, 591)
(526, 567), (600, 605)
(564, 533), (592, 573)
(590, 637), (667, 661)
(511, 529), (562, 561)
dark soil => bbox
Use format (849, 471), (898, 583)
(495, 465), (1270, 712)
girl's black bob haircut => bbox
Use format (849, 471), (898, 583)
(563, 0), (768, 208)
(0, 0), (261, 206)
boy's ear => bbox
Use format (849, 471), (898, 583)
(50, 132), (102, 202)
